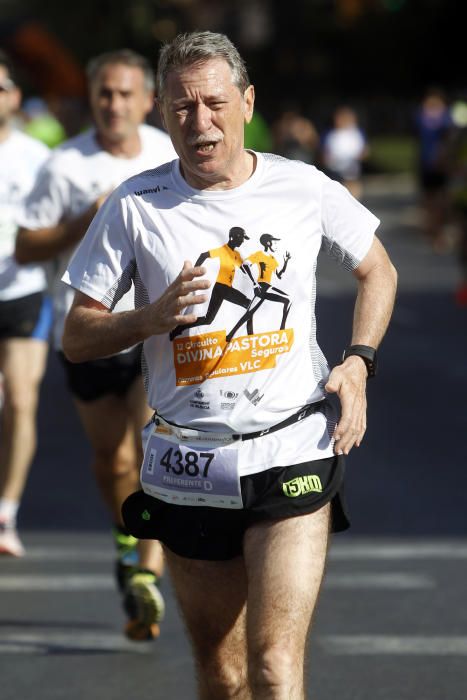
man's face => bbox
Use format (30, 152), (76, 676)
(159, 58), (254, 189)
(0, 66), (20, 129)
(89, 63), (153, 144)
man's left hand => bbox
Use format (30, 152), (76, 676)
(325, 356), (368, 455)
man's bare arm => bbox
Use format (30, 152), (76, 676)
(325, 236), (397, 455)
(62, 261), (211, 362)
(15, 194), (109, 264)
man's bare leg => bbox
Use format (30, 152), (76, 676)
(123, 377), (164, 574)
(73, 381), (163, 572)
(0, 338), (48, 500)
(243, 504), (331, 700)
(74, 392), (141, 510)
(73, 378), (164, 637)
(165, 549), (250, 699)
(0, 337), (48, 556)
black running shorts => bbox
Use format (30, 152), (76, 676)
(122, 455), (348, 561)
(57, 345), (142, 402)
(0, 292), (52, 340)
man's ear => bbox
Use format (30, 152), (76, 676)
(243, 84), (255, 124)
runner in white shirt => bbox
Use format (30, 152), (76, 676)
(321, 105), (369, 200)
(15, 49), (176, 641)
(62, 32), (397, 699)
(65, 153), (378, 468)
(0, 50), (51, 558)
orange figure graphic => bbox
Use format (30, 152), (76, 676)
(226, 234), (291, 342)
(169, 226), (251, 340)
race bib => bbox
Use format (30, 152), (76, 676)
(141, 421), (243, 509)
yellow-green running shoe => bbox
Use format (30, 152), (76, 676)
(122, 568), (165, 641)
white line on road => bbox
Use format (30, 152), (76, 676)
(0, 630), (154, 654)
(330, 542), (467, 560)
(321, 635), (467, 656)
(0, 575), (113, 591)
(7, 548), (114, 562)
(325, 573), (435, 589)
(0, 572), (434, 592)
(10, 539), (467, 562)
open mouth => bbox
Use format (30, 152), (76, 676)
(192, 140), (220, 155)
(196, 142), (216, 153)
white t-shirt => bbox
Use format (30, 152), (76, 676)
(63, 152), (379, 475)
(0, 130), (50, 301)
(323, 126), (367, 180)
(18, 124), (176, 349)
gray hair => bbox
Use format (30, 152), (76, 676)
(156, 31), (250, 100)
(86, 49), (155, 93)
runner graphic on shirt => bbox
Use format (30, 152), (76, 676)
(170, 226), (252, 340)
(225, 234), (292, 342)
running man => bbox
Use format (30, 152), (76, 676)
(226, 233), (292, 341)
(61, 32), (397, 698)
(170, 225), (251, 340)
(0, 50), (51, 557)
(15, 49), (176, 640)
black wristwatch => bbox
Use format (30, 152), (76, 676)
(342, 345), (377, 378)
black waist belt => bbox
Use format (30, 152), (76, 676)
(154, 399), (327, 443)
(239, 399), (327, 441)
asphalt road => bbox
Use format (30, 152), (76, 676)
(1, 174), (466, 699)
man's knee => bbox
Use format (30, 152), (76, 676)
(198, 654), (248, 699)
(2, 382), (39, 416)
(249, 642), (302, 695)
(92, 444), (136, 480)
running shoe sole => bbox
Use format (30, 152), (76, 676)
(124, 573), (165, 641)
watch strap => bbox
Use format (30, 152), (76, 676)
(342, 344), (377, 377)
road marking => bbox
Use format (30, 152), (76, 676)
(7, 547), (113, 562)
(321, 635), (467, 656)
(325, 573), (434, 589)
(0, 630), (154, 654)
(330, 542), (467, 560)
(0, 575), (113, 591)
(10, 539), (467, 562)
(0, 572), (434, 592)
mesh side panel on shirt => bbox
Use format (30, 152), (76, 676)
(308, 258), (329, 393)
(308, 258), (338, 443)
(101, 259), (136, 309)
(321, 236), (360, 272)
(141, 346), (149, 394)
(133, 266), (150, 309)
(308, 264), (337, 443)
(134, 266), (151, 393)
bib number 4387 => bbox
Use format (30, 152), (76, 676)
(141, 432), (243, 508)
(158, 446), (214, 478)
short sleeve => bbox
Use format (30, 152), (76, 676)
(320, 173), (380, 270)
(17, 160), (71, 229)
(62, 187), (136, 310)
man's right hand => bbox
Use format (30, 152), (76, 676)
(63, 262), (211, 362)
(142, 260), (211, 337)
